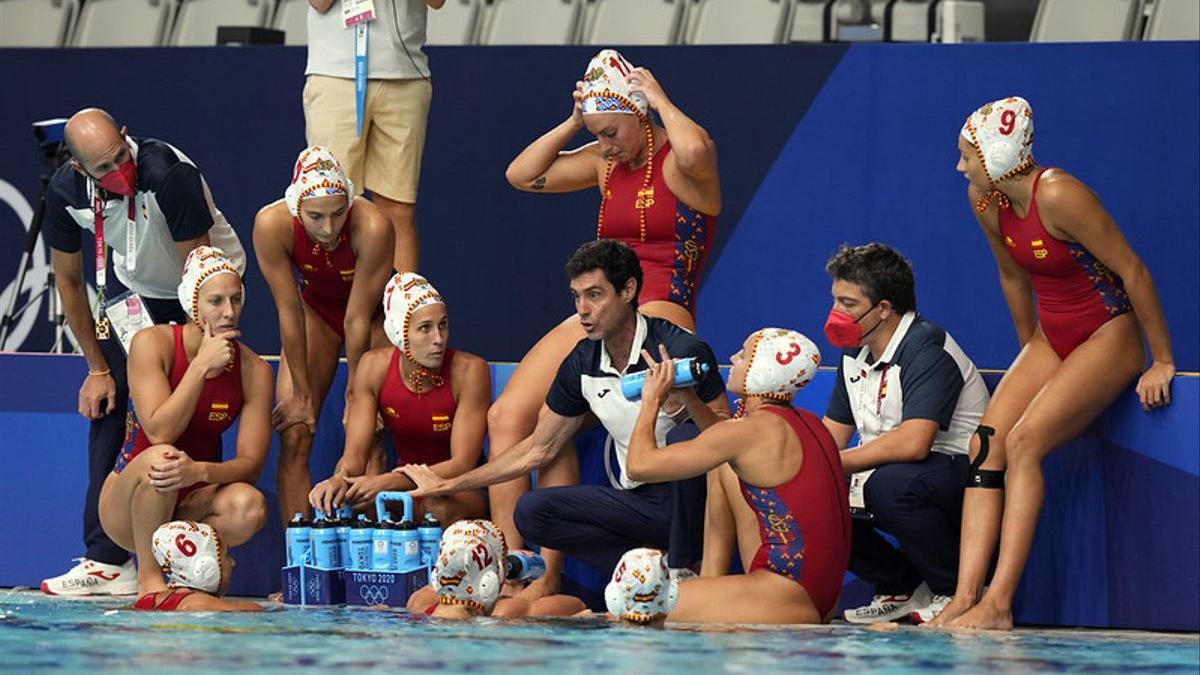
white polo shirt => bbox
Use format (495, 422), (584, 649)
(826, 312), (990, 456)
(546, 314), (726, 489)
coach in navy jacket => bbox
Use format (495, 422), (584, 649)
(400, 240), (729, 596)
(821, 243), (990, 624)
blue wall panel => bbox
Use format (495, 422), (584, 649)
(697, 41), (1200, 369)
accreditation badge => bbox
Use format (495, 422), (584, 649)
(103, 291), (156, 355)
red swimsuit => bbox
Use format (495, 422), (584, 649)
(133, 588), (195, 611)
(739, 406), (851, 619)
(291, 207), (358, 340)
(378, 348), (457, 467)
(998, 169), (1132, 359)
(115, 325), (244, 503)
(599, 141), (716, 315)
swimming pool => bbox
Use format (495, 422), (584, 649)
(2, 591), (1196, 673)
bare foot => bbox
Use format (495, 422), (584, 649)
(946, 599), (1012, 631)
(866, 621), (901, 633)
(921, 595), (975, 629)
(266, 591), (284, 603)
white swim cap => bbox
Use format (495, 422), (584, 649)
(961, 96), (1035, 212)
(740, 328), (821, 401)
(382, 272), (445, 358)
(284, 146), (354, 218)
(432, 520), (508, 614)
(151, 520), (225, 594)
(177, 245), (242, 325)
(580, 49), (649, 118)
(605, 548), (678, 624)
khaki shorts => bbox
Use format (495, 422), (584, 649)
(303, 74), (432, 204)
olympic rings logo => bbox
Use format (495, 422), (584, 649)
(358, 584), (391, 605)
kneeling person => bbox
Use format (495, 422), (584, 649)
(401, 240), (730, 592)
(309, 273), (490, 524)
(132, 521), (261, 611)
(821, 244), (990, 624)
(99, 247), (273, 597)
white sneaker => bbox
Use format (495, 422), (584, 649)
(843, 582), (931, 624)
(41, 558), (138, 596)
(909, 594), (952, 624)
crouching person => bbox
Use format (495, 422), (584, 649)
(99, 246), (274, 600)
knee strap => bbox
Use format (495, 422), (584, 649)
(967, 425), (1005, 489)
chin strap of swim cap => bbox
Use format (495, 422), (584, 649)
(605, 548), (678, 624)
(151, 520), (225, 594)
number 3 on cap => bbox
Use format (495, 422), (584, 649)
(776, 342), (802, 365)
(176, 533), (197, 557)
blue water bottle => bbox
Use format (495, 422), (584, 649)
(620, 357), (710, 401)
(392, 520), (421, 571)
(311, 517), (340, 569)
(285, 513), (311, 567)
(349, 516), (373, 570)
(335, 514), (352, 570)
(372, 520), (395, 571)
(505, 552), (546, 581)
(418, 513), (442, 569)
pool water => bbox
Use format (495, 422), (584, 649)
(1, 591), (1197, 673)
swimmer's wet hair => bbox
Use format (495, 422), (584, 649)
(825, 242), (917, 315)
(565, 239), (643, 308)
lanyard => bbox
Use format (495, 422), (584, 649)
(875, 363), (891, 417)
(355, 22), (368, 137)
(344, 0), (376, 137)
(91, 189), (136, 334)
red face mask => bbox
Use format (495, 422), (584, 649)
(96, 159), (136, 197)
(823, 304), (881, 348)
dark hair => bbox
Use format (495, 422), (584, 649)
(825, 243), (916, 314)
(565, 239), (643, 307)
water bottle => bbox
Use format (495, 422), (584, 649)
(372, 520), (395, 572)
(348, 515), (374, 570)
(285, 513), (311, 567)
(418, 513), (442, 569)
(505, 552), (546, 582)
(311, 517), (340, 569)
(620, 357), (710, 401)
(335, 514), (352, 569)
(392, 520), (421, 571)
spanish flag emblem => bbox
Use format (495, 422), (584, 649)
(211, 402), (229, 410)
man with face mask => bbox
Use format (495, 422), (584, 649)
(821, 243), (989, 625)
(40, 108), (245, 596)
